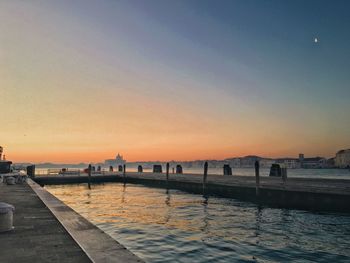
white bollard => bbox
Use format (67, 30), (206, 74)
(0, 202), (15, 232)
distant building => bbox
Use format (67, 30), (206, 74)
(326, 157), (335, 168)
(259, 158), (276, 168)
(297, 153), (328, 168)
(240, 155), (260, 168)
(301, 157), (327, 168)
(225, 156), (276, 168)
(276, 158), (300, 169)
(224, 158), (241, 168)
(299, 153), (304, 164)
(224, 156), (276, 168)
(105, 153), (126, 167)
(335, 149), (350, 168)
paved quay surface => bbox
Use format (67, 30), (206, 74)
(0, 182), (90, 263)
(0, 180), (144, 263)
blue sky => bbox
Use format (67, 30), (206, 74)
(1, 0), (349, 161)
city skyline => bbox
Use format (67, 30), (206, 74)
(1, 0), (350, 163)
(5, 148), (347, 164)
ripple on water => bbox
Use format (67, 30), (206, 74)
(46, 183), (350, 263)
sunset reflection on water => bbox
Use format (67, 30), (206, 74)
(48, 183), (214, 233)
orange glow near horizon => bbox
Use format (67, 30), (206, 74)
(4, 140), (342, 164)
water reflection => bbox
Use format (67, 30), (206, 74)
(254, 206), (262, 243)
(46, 183), (350, 263)
(85, 191), (91, 205)
(121, 182), (126, 204)
(164, 189), (171, 224)
(165, 189), (171, 207)
(201, 196), (209, 235)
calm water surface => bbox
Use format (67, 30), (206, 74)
(46, 183), (350, 263)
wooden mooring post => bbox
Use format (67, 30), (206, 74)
(123, 164), (126, 178)
(176, 164), (183, 174)
(255, 161), (260, 197)
(166, 162), (170, 183)
(88, 164), (92, 189)
(203, 161), (208, 192)
(282, 167), (288, 185)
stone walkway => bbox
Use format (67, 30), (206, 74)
(0, 182), (91, 263)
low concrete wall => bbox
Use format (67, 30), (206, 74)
(120, 176), (350, 212)
(33, 174), (350, 213)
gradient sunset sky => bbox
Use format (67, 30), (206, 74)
(1, 0), (350, 163)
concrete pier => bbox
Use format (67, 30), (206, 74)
(0, 181), (90, 262)
(33, 172), (350, 213)
(0, 180), (143, 263)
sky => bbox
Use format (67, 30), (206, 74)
(1, 0), (350, 163)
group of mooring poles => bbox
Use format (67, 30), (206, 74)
(162, 161), (260, 196)
(86, 161), (263, 200)
(163, 161), (209, 193)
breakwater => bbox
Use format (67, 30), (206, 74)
(34, 172), (350, 213)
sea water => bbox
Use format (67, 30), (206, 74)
(46, 183), (350, 263)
